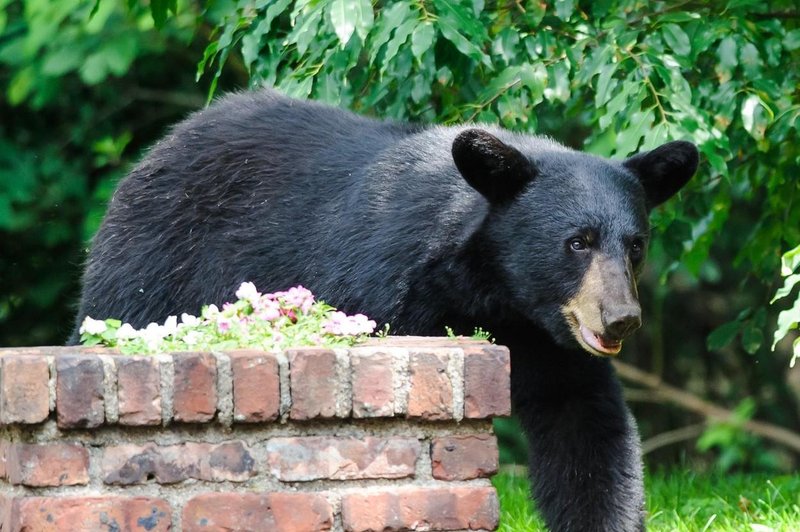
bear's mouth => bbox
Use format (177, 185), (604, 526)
(578, 323), (622, 356)
(565, 312), (623, 356)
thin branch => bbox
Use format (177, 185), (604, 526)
(641, 423), (707, 455)
(129, 88), (206, 109)
(612, 360), (800, 454)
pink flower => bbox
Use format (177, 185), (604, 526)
(254, 298), (281, 321)
(322, 312), (376, 336)
(217, 317), (233, 333)
(273, 285), (315, 313)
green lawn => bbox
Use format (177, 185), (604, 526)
(493, 469), (800, 531)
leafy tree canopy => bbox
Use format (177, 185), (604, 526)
(1, 0), (798, 359)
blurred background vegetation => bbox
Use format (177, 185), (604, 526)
(1, 0), (798, 474)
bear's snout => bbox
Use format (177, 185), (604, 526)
(601, 304), (642, 341)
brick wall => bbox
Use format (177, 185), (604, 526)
(0, 338), (511, 532)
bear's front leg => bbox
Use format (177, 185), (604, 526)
(512, 348), (645, 532)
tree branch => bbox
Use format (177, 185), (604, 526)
(612, 360), (800, 454)
(641, 423), (707, 455)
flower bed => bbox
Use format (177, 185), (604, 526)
(0, 338), (510, 531)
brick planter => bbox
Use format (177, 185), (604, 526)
(0, 338), (510, 531)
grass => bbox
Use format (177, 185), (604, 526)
(493, 468), (800, 531)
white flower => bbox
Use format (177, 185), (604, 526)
(79, 317), (107, 336)
(202, 304), (220, 319)
(181, 313), (200, 327)
(163, 315), (178, 337)
(141, 322), (167, 349)
(115, 323), (139, 340)
(235, 282), (261, 304)
(183, 330), (201, 346)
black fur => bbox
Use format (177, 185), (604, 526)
(72, 90), (697, 532)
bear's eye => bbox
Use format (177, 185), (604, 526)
(568, 237), (588, 252)
(630, 239), (645, 259)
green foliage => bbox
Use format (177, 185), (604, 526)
(0, 0), (204, 345)
(494, 469), (800, 531)
(493, 416), (529, 465)
(697, 398), (782, 472)
(771, 244), (800, 366)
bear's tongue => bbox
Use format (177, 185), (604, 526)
(579, 325), (622, 355)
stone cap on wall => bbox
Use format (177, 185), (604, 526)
(0, 339), (511, 429)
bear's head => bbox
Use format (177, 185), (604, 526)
(452, 128), (698, 356)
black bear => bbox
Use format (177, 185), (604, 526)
(72, 90), (697, 531)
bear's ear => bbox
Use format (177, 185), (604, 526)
(623, 140), (699, 209)
(452, 129), (534, 203)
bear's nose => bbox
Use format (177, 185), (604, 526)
(602, 305), (642, 340)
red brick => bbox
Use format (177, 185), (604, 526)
(5, 442), (89, 487)
(173, 352), (217, 422)
(0, 355), (50, 424)
(341, 486), (499, 531)
(117, 356), (161, 426)
(288, 348), (340, 420)
(0, 495), (12, 530)
(407, 350), (454, 420)
(183, 492), (333, 531)
(464, 345), (511, 418)
(266, 436), (419, 481)
(56, 355), (105, 428)
(229, 350), (280, 422)
(431, 434), (499, 480)
(5, 496), (171, 531)
(102, 440), (255, 484)
(351, 350), (394, 418)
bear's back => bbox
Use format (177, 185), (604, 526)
(74, 92), (457, 335)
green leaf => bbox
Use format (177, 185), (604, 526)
(780, 244), (800, 275)
(716, 36), (738, 78)
(150, 0), (169, 28)
(772, 274), (800, 303)
(433, 0), (491, 67)
(492, 27), (519, 64)
(615, 109), (654, 155)
(104, 34), (138, 76)
(368, 1), (411, 63)
(329, 0), (356, 46)
(353, 0), (374, 42)
(555, 0), (575, 20)
(662, 23), (691, 56)
(741, 94), (770, 141)
(41, 47), (83, 76)
(519, 62), (547, 101)
(383, 18), (417, 70)
(293, 6), (324, 56)
(7, 66), (34, 105)
(772, 297), (800, 350)
(784, 29), (800, 51)
(739, 42), (761, 78)
(707, 320), (741, 351)
(741, 323), (763, 354)
(594, 62), (617, 107)
(79, 52), (109, 85)
(411, 22), (436, 62)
